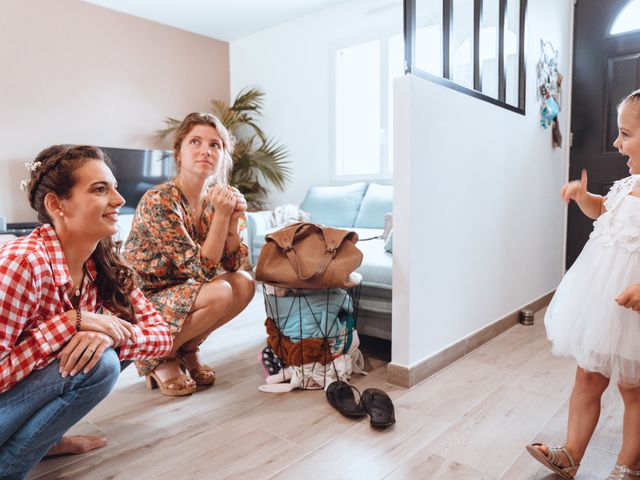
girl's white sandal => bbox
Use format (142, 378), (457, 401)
(608, 464), (640, 480)
(525, 443), (579, 479)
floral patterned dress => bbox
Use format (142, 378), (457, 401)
(124, 180), (248, 375)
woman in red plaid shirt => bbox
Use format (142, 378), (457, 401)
(0, 145), (173, 479)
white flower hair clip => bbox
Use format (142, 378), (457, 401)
(19, 179), (29, 191)
(25, 161), (41, 172)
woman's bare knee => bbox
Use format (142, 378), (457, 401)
(193, 279), (234, 311)
(220, 270), (253, 287)
(179, 281), (234, 338)
(220, 271), (255, 305)
(185, 273), (254, 331)
(234, 271), (255, 302)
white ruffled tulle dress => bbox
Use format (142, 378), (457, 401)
(545, 175), (640, 385)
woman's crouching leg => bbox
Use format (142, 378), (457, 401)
(0, 348), (120, 479)
(218, 270), (255, 319)
(175, 271), (255, 352)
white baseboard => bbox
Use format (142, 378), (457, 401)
(387, 290), (555, 388)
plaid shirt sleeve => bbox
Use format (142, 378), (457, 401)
(117, 287), (173, 360)
(0, 255), (75, 394)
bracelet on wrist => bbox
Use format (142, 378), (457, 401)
(75, 309), (82, 332)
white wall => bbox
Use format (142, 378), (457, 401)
(230, 0), (402, 208)
(392, 0), (574, 366)
(230, 0), (573, 370)
(0, 0), (229, 222)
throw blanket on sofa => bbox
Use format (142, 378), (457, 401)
(270, 204), (310, 229)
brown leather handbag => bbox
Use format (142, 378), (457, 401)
(255, 222), (363, 289)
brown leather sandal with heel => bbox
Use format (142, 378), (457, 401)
(145, 357), (196, 397)
(177, 347), (216, 386)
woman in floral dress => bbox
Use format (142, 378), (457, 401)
(124, 113), (255, 396)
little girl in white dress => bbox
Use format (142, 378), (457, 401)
(546, 173), (640, 383)
(527, 89), (640, 480)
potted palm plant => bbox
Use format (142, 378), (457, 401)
(158, 88), (291, 210)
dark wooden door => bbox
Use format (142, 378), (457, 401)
(568, 0), (640, 267)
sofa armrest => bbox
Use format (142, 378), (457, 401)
(245, 210), (274, 265)
(0, 234), (17, 245)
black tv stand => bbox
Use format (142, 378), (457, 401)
(1, 222), (39, 236)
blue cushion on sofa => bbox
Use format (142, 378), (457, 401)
(354, 183), (393, 228)
(352, 228), (392, 288)
(300, 182), (367, 227)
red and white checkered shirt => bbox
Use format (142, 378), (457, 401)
(0, 224), (173, 394)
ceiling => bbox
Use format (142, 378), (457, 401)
(82, 0), (348, 41)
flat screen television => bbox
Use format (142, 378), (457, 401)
(100, 146), (176, 214)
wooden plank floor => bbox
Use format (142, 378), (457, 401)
(29, 296), (624, 479)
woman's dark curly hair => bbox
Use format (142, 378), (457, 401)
(26, 145), (135, 321)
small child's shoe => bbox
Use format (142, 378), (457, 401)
(608, 464), (640, 479)
(258, 346), (284, 378)
(525, 443), (578, 479)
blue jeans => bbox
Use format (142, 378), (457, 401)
(0, 348), (120, 480)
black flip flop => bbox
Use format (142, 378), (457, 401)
(362, 388), (396, 428)
(325, 381), (367, 418)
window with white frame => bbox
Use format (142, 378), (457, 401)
(334, 35), (404, 179)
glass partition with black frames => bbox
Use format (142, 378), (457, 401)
(404, 0), (527, 114)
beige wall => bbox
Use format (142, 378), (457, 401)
(0, 0), (229, 222)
